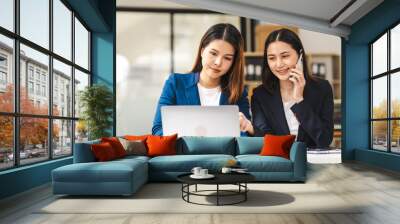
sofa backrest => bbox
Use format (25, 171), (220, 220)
(235, 137), (263, 155)
(73, 136), (264, 162)
(177, 136), (236, 155)
(73, 139), (100, 163)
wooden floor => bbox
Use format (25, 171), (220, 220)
(1, 162), (400, 224)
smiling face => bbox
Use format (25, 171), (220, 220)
(266, 41), (299, 81)
(200, 39), (235, 81)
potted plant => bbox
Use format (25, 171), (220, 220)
(79, 84), (113, 140)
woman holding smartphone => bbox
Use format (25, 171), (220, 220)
(152, 23), (253, 136)
(251, 28), (333, 148)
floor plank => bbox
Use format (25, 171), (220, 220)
(1, 161), (400, 224)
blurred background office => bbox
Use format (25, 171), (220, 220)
(116, 0), (342, 152)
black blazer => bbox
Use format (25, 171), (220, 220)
(251, 79), (334, 148)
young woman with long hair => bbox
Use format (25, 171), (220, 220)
(251, 28), (333, 148)
(152, 23), (253, 136)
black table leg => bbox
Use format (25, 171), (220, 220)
(181, 183), (183, 200)
(245, 183), (247, 201)
(217, 184), (219, 206)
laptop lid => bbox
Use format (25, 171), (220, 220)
(161, 105), (240, 137)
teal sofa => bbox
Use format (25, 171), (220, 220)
(52, 137), (306, 196)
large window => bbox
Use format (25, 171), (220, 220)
(0, 0), (91, 170)
(371, 23), (400, 153)
(0, 0), (14, 32)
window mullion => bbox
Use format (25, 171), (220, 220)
(170, 12), (174, 74)
(49, 0), (54, 159)
(370, 45), (373, 149)
(14, 0), (21, 167)
(388, 30), (391, 152)
(71, 11), (76, 154)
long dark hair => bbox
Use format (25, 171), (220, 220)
(261, 28), (314, 94)
(190, 23), (245, 104)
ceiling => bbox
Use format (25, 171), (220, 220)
(117, 0), (384, 38)
(117, 0), (191, 9)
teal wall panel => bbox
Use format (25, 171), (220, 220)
(92, 33), (114, 87)
(344, 0), (400, 171)
(355, 149), (400, 172)
(91, 0), (116, 135)
(342, 44), (369, 160)
(0, 158), (72, 199)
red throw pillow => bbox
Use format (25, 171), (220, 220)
(260, 134), (296, 159)
(101, 137), (126, 158)
(91, 142), (117, 161)
(146, 134), (178, 157)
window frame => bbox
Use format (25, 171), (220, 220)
(370, 20), (400, 154)
(0, 0), (92, 171)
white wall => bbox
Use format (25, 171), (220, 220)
(299, 29), (341, 55)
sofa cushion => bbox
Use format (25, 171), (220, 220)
(236, 137), (263, 155)
(148, 154), (235, 172)
(118, 138), (147, 156)
(147, 134), (178, 157)
(74, 139), (100, 163)
(236, 155), (293, 172)
(53, 158), (148, 183)
(91, 142), (118, 161)
(260, 134), (296, 159)
(115, 155), (150, 164)
(177, 137), (236, 155)
(124, 135), (150, 150)
(101, 137), (127, 158)
(124, 134), (150, 141)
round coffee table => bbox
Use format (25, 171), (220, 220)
(177, 172), (255, 206)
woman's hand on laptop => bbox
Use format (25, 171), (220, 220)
(239, 112), (254, 135)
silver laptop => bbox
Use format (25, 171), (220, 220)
(161, 105), (240, 137)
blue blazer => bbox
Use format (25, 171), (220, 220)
(152, 72), (251, 136)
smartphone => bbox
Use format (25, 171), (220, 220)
(295, 52), (303, 73)
(289, 51), (303, 80)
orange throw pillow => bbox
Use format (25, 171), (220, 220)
(260, 134), (296, 159)
(146, 134), (178, 157)
(101, 137), (126, 158)
(91, 142), (117, 161)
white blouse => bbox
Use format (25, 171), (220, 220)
(197, 83), (221, 106)
(283, 101), (299, 136)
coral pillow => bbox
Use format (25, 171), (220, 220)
(260, 134), (296, 159)
(101, 137), (126, 158)
(146, 134), (178, 157)
(91, 142), (117, 162)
